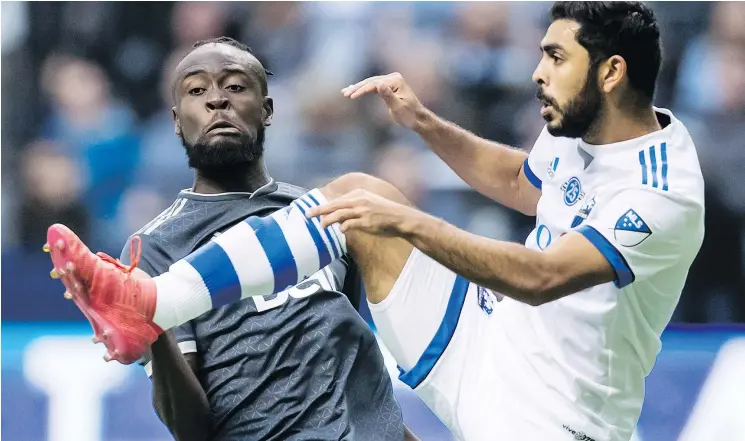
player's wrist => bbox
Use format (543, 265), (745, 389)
(411, 105), (437, 135)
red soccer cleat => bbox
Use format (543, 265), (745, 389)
(45, 224), (163, 364)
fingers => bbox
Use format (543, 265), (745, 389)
(375, 82), (399, 108)
(319, 208), (360, 229)
(342, 75), (386, 98)
(306, 199), (352, 218)
(342, 73), (403, 99)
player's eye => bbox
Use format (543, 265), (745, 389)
(550, 54), (562, 64)
(226, 84), (246, 92)
(189, 87), (206, 96)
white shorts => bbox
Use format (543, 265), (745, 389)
(369, 249), (592, 441)
(368, 248), (502, 440)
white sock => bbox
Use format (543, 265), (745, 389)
(151, 189), (346, 331)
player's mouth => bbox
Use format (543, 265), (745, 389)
(540, 103), (554, 117)
(206, 120), (241, 135)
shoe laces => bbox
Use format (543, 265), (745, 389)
(96, 236), (142, 275)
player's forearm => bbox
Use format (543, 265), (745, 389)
(149, 332), (212, 441)
(412, 107), (530, 213)
(399, 210), (567, 306)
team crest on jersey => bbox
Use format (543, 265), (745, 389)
(571, 195), (596, 228)
(546, 157), (560, 179)
(477, 286), (500, 315)
(561, 177), (585, 206)
(614, 208), (652, 247)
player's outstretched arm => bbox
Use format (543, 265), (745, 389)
(310, 192), (614, 305)
(148, 332), (212, 441)
(342, 73), (540, 216)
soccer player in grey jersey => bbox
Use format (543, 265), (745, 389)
(60, 37), (411, 441)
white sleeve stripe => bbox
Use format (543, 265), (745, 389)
(179, 340), (197, 353)
(143, 340), (198, 377)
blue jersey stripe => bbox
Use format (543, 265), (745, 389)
(639, 150), (648, 186)
(399, 276), (470, 389)
(305, 193), (342, 258)
(522, 158), (542, 190)
(299, 196), (340, 259)
(661, 142), (669, 191)
(246, 216), (299, 293)
(577, 226), (635, 288)
(184, 242), (242, 309)
(293, 201), (333, 269)
(649, 146), (658, 188)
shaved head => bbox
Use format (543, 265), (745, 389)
(170, 39), (270, 105)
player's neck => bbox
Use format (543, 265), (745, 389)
(583, 106), (662, 146)
(192, 161), (272, 194)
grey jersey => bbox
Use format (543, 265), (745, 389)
(122, 181), (403, 441)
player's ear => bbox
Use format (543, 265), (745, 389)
(172, 107), (182, 137)
(262, 96), (274, 127)
(598, 55), (626, 94)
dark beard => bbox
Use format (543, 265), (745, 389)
(540, 66), (603, 139)
(182, 127), (265, 171)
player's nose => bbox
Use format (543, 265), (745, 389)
(206, 92), (230, 111)
(532, 61), (546, 86)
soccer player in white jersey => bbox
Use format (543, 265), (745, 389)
(46, 2), (702, 440)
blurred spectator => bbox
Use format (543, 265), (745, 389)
(171, 2), (230, 48)
(40, 53), (141, 252)
(17, 140), (89, 251)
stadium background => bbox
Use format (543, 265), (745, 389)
(2, 2), (744, 440)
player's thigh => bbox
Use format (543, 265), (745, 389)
(319, 172), (416, 304)
(371, 249), (494, 436)
(367, 248), (464, 372)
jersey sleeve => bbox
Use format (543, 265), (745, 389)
(118, 236), (199, 376)
(523, 125), (554, 190)
(575, 188), (702, 288)
(322, 256), (363, 311)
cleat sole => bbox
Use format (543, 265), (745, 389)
(46, 224), (137, 365)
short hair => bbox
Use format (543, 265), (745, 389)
(551, 1), (661, 104)
(190, 36), (273, 95)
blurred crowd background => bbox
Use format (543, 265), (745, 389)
(2, 1), (745, 321)
(3, 3), (745, 441)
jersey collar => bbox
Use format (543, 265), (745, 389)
(578, 107), (677, 157)
(179, 178), (279, 200)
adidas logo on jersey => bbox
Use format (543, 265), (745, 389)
(546, 157), (560, 179)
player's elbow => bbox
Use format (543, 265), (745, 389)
(521, 265), (566, 306)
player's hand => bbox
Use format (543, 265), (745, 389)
(341, 73), (424, 129)
(306, 189), (413, 237)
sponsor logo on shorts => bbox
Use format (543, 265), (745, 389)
(562, 424), (596, 441)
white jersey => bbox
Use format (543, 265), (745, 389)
(497, 107), (705, 440)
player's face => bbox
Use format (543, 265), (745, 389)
(532, 20), (602, 139)
(172, 44), (273, 170)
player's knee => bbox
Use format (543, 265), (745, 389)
(322, 172), (410, 206)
